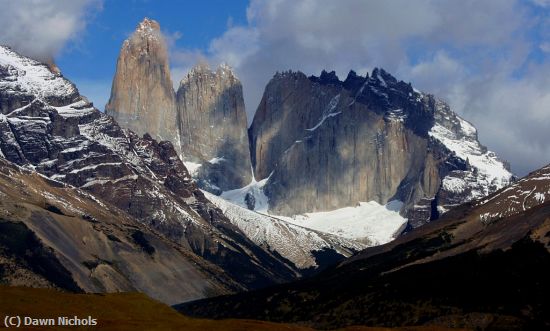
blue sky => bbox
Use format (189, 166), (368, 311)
(0, 0), (549, 176)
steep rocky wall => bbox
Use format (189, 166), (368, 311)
(250, 69), (512, 226)
(105, 18), (179, 153)
(249, 71), (341, 180)
(176, 63), (252, 192)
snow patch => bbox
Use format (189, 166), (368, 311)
(183, 161), (202, 176)
(208, 156), (226, 164)
(0, 46), (76, 100)
(442, 176), (466, 193)
(221, 171), (270, 213)
(279, 200), (407, 245)
(429, 104), (512, 201)
(204, 191), (365, 269)
(534, 192), (545, 203)
(385, 108), (407, 123)
(306, 94), (341, 131)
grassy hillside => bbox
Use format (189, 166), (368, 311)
(0, 286), (464, 330)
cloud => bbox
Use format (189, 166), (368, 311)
(0, 0), (102, 62)
(167, 0), (548, 175)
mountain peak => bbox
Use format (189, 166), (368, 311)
(309, 70), (342, 86)
(136, 17), (160, 33)
(217, 62), (237, 77)
(343, 70), (367, 91)
(182, 62), (238, 87)
(371, 67), (398, 86)
(0, 45), (78, 103)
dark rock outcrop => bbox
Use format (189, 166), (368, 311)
(0, 157), (233, 305)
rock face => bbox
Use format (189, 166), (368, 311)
(176, 63), (252, 192)
(249, 69), (513, 227)
(0, 45), (303, 292)
(105, 18), (179, 152)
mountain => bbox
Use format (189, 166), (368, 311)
(248, 69), (513, 228)
(177, 63), (252, 192)
(0, 157), (234, 304)
(178, 163), (550, 330)
(105, 18), (179, 152)
(106, 18), (251, 192)
(0, 45), (320, 293)
(105, 18), (512, 245)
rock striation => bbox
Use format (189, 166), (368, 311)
(105, 18), (179, 153)
(249, 69), (513, 227)
(176, 63), (252, 192)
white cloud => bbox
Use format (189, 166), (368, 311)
(0, 0), (102, 61)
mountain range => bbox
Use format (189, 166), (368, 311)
(0, 17), (547, 331)
(106, 19), (512, 235)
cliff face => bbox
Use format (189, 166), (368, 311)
(176, 63), (252, 192)
(105, 18), (179, 153)
(249, 69), (513, 227)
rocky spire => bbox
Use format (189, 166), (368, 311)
(105, 18), (179, 152)
(176, 62), (252, 192)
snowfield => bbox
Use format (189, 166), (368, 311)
(279, 200), (407, 245)
(428, 99), (513, 201)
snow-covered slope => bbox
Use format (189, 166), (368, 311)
(220, 173), (270, 213)
(0, 46), (77, 102)
(476, 163), (550, 223)
(429, 99), (513, 202)
(204, 191), (364, 269)
(216, 177), (406, 246)
(280, 201), (407, 245)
